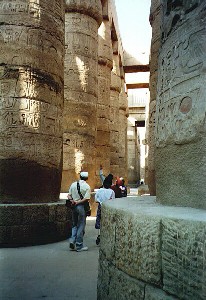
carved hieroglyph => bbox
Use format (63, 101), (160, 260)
(155, 1), (206, 208)
(0, 0), (65, 203)
(63, 0), (102, 190)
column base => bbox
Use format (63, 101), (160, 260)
(0, 201), (72, 247)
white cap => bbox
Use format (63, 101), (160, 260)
(80, 171), (88, 178)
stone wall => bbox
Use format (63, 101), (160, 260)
(0, 0), (65, 203)
(155, 1), (206, 209)
(97, 197), (206, 300)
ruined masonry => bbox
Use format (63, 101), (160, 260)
(97, 1), (206, 300)
(0, 0), (71, 246)
(0, 0), (129, 245)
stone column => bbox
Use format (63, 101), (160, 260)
(127, 121), (140, 185)
(0, 0), (65, 203)
(63, 0), (102, 190)
(96, 17), (113, 186)
(110, 43), (121, 176)
(119, 77), (128, 182)
(155, 1), (206, 209)
(147, 0), (163, 196)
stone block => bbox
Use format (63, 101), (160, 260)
(98, 251), (145, 300)
(56, 204), (68, 222)
(0, 226), (11, 244)
(162, 218), (206, 300)
(145, 285), (177, 300)
(96, 130), (110, 145)
(101, 198), (162, 285)
(22, 205), (49, 224)
(10, 225), (33, 244)
(99, 197), (206, 300)
(0, 206), (23, 225)
(48, 205), (56, 222)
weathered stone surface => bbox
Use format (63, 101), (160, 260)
(155, 1), (206, 209)
(23, 206), (49, 224)
(145, 285), (177, 300)
(100, 198), (161, 285)
(147, 0), (162, 197)
(162, 219), (206, 300)
(98, 197), (206, 300)
(63, 1), (102, 191)
(0, 0), (65, 203)
(95, 18), (113, 184)
(0, 206), (23, 226)
(0, 203), (72, 246)
(98, 251), (146, 300)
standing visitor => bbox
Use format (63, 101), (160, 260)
(95, 176), (115, 245)
(99, 165), (122, 198)
(67, 171), (91, 252)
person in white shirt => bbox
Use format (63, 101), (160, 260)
(95, 176), (115, 244)
(67, 171), (91, 252)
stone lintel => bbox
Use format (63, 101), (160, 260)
(126, 83), (149, 89)
(124, 64), (150, 73)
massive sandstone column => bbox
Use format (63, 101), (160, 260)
(147, 0), (163, 196)
(96, 16), (113, 186)
(63, 0), (102, 190)
(118, 77), (128, 181)
(110, 42), (121, 176)
(155, 1), (206, 209)
(0, 0), (65, 203)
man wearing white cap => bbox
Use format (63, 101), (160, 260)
(67, 171), (91, 252)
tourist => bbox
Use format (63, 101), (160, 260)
(119, 177), (127, 197)
(67, 171), (91, 252)
(95, 176), (115, 245)
(99, 165), (122, 198)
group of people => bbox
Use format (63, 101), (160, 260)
(67, 166), (127, 252)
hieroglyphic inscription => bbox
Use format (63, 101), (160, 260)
(63, 134), (95, 169)
(156, 22), (206, 147)
(0, 0), (29, 14)
(0, 98), (62, 137)
(65, 32), (97, 60)
(162, 0), (202, 39)
(0, 0), (41, 18)
(65, 12), (99, 37)
(0, 132), (62, 167)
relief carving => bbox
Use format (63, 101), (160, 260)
(162, 0), (202, 39)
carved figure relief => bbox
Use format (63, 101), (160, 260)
(156, 7), (206, 147)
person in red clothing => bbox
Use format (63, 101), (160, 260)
(99, 165), (122, 198)
(111, 177), (123, 198)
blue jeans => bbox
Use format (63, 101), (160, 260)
(70, 204), (86, 249)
